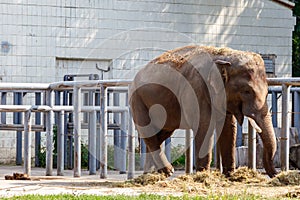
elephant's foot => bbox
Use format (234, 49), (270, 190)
(143, 166), (156, 174)
(195, 166), (208, 172)
(157, 165), (174, 177)
(222, 167), (234, 177)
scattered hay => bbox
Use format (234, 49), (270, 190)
(229, 167), (267, 183)
(285, 190), (300, 198)
(127, 172), (167, 186)
(269, 170), (300, 186)
(192, 170), (229, 187)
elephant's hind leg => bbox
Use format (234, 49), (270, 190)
(143, 130), (174, 176)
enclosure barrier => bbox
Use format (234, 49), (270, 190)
(0, 78), (299, 179)
(0, 80), (135, 179)
(267, 78), (300, 171)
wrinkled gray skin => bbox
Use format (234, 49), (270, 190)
(129, 46), (277, 178)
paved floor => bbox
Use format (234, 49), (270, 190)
(0, 165), (148, 197)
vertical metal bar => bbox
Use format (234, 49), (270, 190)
(63, 90), (69, 169)
(89, 110), (97, 175)
(294, 91), (300, 136)
(272, 91), (278, 127)
(120, 111), (127, 174)
(57, 110), (65, 176)
(24, 110), (32, 176)
(128, 110), (135, 179)
(35, 92), (41, 167)
(248, 120), (256, 170)
(73, 86), (81, 177)
(14, 92), (23, 165)
(281, 84), (290, 171)
(95, 92), (101, 170)
(165, 137), (171, 162)
(88, 90), (93, 173)
(236, 123), (243, 147)
(1, 92), (6, 124)
(140, 139), (146, 170)
(113, 93), (121, 171)
(185, 129), (193, 174)
(100, 86), (108, 179)
(68, 91), (74, 170)
(46, 90), (54, 176)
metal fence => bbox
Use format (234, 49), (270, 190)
(0, 78), (299, 179)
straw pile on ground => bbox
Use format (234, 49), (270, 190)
(115, 168), (300, 198)
(229, 167), (267, 183)
(269, 170), (300, 186)
(127, 172), (167, 186)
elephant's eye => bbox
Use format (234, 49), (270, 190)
(241, 89), (251, 95)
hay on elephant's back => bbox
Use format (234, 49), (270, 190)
(229, 167), (267, 183)
(269, 171), (300, 186)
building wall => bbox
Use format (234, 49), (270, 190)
(0, 0), (295, 163)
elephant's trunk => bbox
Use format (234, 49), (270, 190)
(255, 105), (277, 178)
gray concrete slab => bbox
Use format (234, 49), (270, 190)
(0, 165), (148, 197)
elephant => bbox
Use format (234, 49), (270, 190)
(129, 45), (277, 178)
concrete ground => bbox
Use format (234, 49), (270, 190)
(0, 165), (149, 197)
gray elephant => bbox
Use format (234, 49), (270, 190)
(129, 46), (277, 177)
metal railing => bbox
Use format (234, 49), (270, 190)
(0, 80), (134, 179)
(0, 77), (299, 179)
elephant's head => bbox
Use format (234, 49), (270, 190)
(212, 48), (277, 177)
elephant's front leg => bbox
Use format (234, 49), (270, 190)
(217, 113), (237, 176)
(194, 122), (214, 171)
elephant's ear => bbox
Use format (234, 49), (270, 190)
(215, 60), (231, 83)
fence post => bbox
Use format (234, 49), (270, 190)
(46, 90), (54, 176)
(73, 86), (81, 177)
(281, 84), (291, 171)
(89, 110), (97, 175)
(185, 129), (193, 174)
(294, 91), (300, 136)
(113, 93), (121, 171)
(248, 120), (256, 170)
(95, 91), (101, 170)
(128, 110), (135, 179)
(120, 111), (127, 174)
(57, 110), (65, 176)
(100, 86), (108, 179)
(24, 110), (32, 176)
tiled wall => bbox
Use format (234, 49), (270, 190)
(0, 0), (295, 163)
